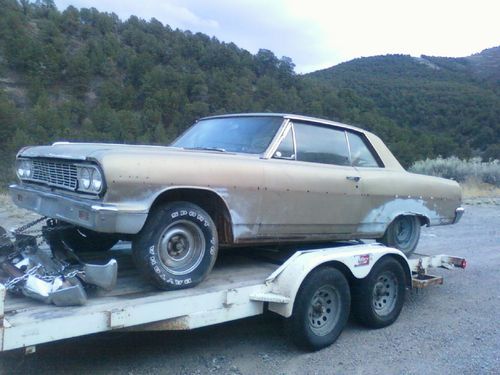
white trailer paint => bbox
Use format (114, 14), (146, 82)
(0, 244), (465, 352)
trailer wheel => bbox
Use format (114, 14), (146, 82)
(133, 201), (218, 290)
(380, 215), (421, 256)
(352, 257), (406, 328)
(286, 267), (350, 351)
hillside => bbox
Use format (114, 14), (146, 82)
(0, 0), (498, 187)
(308, 48), (500, 161)
(464, 46), (500, 82)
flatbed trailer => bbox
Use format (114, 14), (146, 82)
(0, 242), (466, 353)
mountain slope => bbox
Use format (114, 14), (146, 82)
(465, 46), (500, 82)
(307, 49), (500, 160)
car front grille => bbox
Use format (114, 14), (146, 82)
(30, 159), (78, 190)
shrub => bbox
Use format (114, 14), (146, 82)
(409, 156), (500, 186)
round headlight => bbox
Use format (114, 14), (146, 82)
(24, 160), (33, 178)
(17, 163), (25, 178)
(16, 160), (32, 179)
(81, 168), (91, 189)
(92, 169), (103, 192)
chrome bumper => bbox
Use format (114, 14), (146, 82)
(453, 207), (465, 224)
(9, 184), (148, 234)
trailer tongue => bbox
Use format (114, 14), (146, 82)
(0, 238), (466, 353)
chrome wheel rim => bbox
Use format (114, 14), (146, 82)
(372, 271), (398, 316)
(158, 220), (205, 276)
(307, 285), (341, 336)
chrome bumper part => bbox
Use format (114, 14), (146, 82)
(453, 207), (465, 224)
(9, 184), (147, 234)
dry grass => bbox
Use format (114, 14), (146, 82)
(410, 156), (500, 186)
(0, 193), (13, 210)
(0, 193), (32, 220)
(461, 180), (500, 199)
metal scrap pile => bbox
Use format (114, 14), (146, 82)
(0, 220), (117, 306)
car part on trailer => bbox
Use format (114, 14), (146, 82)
(0, 220), (118, 306)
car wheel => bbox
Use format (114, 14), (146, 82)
(132, 201), (218, 290)
(46, 222), (119, 253)
(352, 257), (406, 328)
(285, 267), (350, 351)
(380, 215), (421, 256)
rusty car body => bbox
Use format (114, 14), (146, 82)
(9, 113), (464, 289)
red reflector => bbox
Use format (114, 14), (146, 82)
(460, 259), (467, 269)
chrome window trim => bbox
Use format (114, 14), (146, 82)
(344, 130), (353, 165)
(290, 122), (297, 161)
(268, 122), (297, 161)
(262, 118), (291, 159)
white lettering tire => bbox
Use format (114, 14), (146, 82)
(132, 201), (218, 290)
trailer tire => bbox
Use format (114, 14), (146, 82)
(285, 266), (350, 351)
(133, 201), (218, 290)
(352, 257), (406, 328)
(379, 215), (421, 256)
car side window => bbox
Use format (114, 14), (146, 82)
(293, 122), (350, 166)
(274, 127), (295, 159)
(347, 132), (381, 168)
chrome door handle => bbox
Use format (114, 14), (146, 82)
(346, 176), (361, 182)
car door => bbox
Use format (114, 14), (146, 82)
(259, 121), (362, 241)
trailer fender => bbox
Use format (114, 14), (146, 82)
(266, 244), (410, 318)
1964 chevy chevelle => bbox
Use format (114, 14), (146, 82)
(10, 114), (464, 289)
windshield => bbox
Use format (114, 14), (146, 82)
(172, 116), (284, 154)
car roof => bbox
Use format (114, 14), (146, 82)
(199, 113), (368, 134)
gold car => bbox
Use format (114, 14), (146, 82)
(10, 114), (464, 289)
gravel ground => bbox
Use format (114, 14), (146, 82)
(0, 202), (499, 375)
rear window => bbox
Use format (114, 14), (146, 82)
(347, 132), (381, 168)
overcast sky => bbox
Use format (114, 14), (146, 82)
(54, 0), (500, 73)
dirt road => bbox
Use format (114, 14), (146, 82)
(0, 203), (499, 374)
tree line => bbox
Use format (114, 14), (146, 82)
(0, 0), (498, 186)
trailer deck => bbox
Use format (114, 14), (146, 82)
(1, 247), (282, 351)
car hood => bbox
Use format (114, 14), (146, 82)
(17, 143), (245, 161)
(19, 143), (171, 160)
